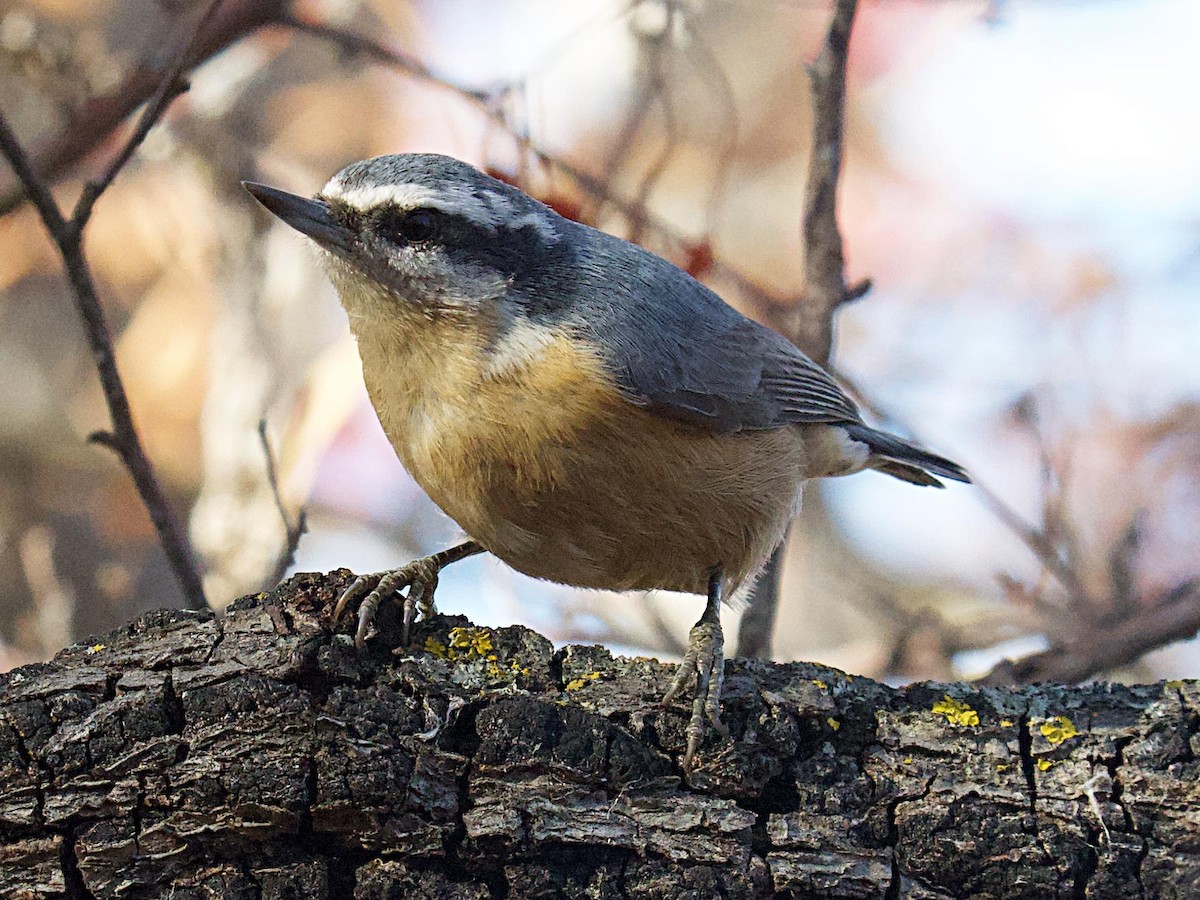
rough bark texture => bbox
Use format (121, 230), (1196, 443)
(1, 571), (1197, 899)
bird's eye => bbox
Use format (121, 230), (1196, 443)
(380, 208), (440, 245)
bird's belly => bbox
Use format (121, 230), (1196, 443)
(400, 400), (806, 595)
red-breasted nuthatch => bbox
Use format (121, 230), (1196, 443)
(245, 154), (968, 766)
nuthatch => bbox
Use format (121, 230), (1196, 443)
(245, 153), (968, 766)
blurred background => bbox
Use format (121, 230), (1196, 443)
(1, 0), (1197, 683)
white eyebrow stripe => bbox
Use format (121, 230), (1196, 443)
(324, 181), (444, 212)
(321, 176), (561, 244)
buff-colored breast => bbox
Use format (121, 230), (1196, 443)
(346, 296), (807, 595)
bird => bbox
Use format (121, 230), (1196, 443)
(244, 153), (969, 767)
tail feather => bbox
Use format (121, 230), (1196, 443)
(842, 423), (971, 487)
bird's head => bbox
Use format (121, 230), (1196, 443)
(244, 153), (574, 326)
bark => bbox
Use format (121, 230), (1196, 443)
(1, 571), (1197, 899)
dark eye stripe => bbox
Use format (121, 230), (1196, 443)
(377, 207), (442, 245)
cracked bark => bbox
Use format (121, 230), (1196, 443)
(1, 572), (1197, 899)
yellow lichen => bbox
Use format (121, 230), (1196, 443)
(425, 627), (527, 682)
(996, 763), (1009, 772)
(903, 757), (913, 765)
(1039, 716), (1079, 746)
(827, 717), (841, 731)
(565, 671), (602, 692)
(1165, 680), (1185, 691)
(811, 679), (828, 690)
(1037, 758), (1054, 771)
(449, 627), (493, 657)
(932, 695), (980, 727)
(1000, 719), (1014, 728)
(87, 643), (106, 654)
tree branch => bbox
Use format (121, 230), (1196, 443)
(0, 3), (227, 611)
(795, 0), (865, 369)
(0, 0), (287, 217)
(738, 0), (862, 659)
(983, 579), (1200, 685)
(258, 419), (307, 587)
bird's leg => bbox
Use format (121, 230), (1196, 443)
(332, 541), (484, 650)
(662, 568), (730, 767)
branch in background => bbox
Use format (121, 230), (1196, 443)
(982, 580), (1200, 685)
(0, 1), (229, 612)
(794, 0), (869, 369)
(836, 371), (1094, 608)
(279, 11), (785, 323)
(737, 0), (862, 659)
(0, 0), (287, 217)
(837, 370), (1200, 683)
(258, 419), (307, 587)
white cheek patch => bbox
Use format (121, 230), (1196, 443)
(483, 319), (561, 379)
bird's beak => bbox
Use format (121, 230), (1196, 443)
(242, 182), (354, 254)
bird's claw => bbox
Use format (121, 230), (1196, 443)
(662, 618), (729, 769)
(332, 557), (443, 651)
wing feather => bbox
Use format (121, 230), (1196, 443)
(574, 230), (862, 433)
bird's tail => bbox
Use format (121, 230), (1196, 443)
(841, 423), (970, 488)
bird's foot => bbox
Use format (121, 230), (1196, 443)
(662, 618), (730, 769)
(332, 556), (443, 651)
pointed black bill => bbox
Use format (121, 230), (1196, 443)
(242, 182), (354, 254)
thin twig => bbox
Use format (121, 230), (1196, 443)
(737, 0), (861, 659)
(0, 4), (227, 611)
(71, 0), (227, 226)
(835, 368), (1095, 610)
(623, 4), (681, 245)
(258, 419), (307, 586)
(0, 0), (287, 217)
(278, 14), (487, 100)
(835, 367), (1197, 683)
(279, 12), (787, 321)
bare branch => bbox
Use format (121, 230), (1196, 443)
(0, 5), (225, 611)
(735, 542), (784, 659)
(982, 580), (1200, 685)
(836, 367), (1095, 611)
(0, 0), (287, 217)
(275, 13), (478, 97)
(795, 0), (861, 368)
(257, 420), (307, 587)
(0, 118), (69, 234)
(738, 0), (861, 659)
(71, 0), (227, 225)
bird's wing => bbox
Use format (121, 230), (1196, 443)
(576, 232), (862, 433)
